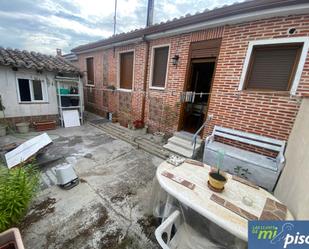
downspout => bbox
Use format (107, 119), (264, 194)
(141, 36), (149, 123)
(141, 0), (153, 122)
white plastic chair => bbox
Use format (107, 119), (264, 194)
(155, 210), (229, 249)
(155, 210), (182, 249)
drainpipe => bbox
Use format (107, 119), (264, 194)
(146, 0), (154, 27)
(140, 0), (153, 122)
(141, 36), (149, 123)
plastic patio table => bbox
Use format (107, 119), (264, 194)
(156, 160), (294, 242)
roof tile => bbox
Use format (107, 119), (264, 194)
(0, 47), (79, 73)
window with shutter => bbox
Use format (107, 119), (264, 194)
(86, 57), (94, 85)
(119, 51), (134, 90)
(244, 44), (302, 91)
(151, 46), (169, 88)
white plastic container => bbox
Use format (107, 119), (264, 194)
(55, 164), (79, 189)
(16, 122), (30, 133)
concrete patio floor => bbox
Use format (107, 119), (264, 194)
(1, 123), (163, 248)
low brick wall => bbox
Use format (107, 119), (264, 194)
(0, 114), (59, 128)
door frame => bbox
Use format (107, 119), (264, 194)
(179, 59), (217, 133)
(177, 39), (222, 134)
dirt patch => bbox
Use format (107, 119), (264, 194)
(84, 153), (93, 159)
(67, 136), (83, 147)
(110, 190), (134, 203)
(19, 197), (56, 232)
(42, 139), (78, 161)
(137, 215), (160, 244)
(100, 230), (141, 249)
(79, 178), (88, 183)
(87, 134), (115, 147)
(58, 205), (109, 248)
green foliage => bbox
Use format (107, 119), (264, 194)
(0, 163), (40, 232)
(216, 150), (225, 174)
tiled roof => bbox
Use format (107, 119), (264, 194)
(0, 47), (79, 73)
(72, 0), (308, 53)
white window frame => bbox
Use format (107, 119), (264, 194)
(238, 37), (309, 95)
(85, 56), (95, 87)
(117, 49), (135, 92)
(16, 78), (48, 103)
(149, 44), (170, 90)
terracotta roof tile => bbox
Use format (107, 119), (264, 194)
(0, 47), (79, 73)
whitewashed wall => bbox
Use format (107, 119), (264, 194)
(275, 98), (309, 219)
(0, 66), (58, 118)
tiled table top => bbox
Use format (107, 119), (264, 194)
(156, 160), (293, 241)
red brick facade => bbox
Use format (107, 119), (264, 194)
(76, 14), (309, 143)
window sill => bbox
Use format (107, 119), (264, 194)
(19, 101), (49, 104)
(117, 88), (132, 92)
(241, 89), (291, 96)
(149, 86), (165, 91)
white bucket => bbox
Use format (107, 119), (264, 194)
(16, 122), (30, 133)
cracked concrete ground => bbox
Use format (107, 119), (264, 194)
(1, 123), (163, 248)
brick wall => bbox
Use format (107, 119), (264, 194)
(204, 14), (309, 142)
(76, 14), (309, 145)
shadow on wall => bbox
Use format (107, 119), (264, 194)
(275, 98), (309, 219)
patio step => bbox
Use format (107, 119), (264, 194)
(174, 131), (202, 144)
(167, 136), (201, 151)
(90, 122), (137, 146)
(163, 131), (203, 158)
(163, 143), (194, 158)
(103, 123), (135, 137)
(135, 138), (171, 159)
(90, 122), (170, 159)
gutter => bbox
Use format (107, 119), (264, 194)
(73, 37), (143, 55)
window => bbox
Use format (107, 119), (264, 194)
(17, 78), (47, 102)
(86, 57), (94, 85)
(244, 44), (302, 91)
(32, 80), (43, 100)
(119, 51), (134, 90)
(18, 79), (31, 101)
(239, 38), (309, 94)
(151, 46), (169, 88)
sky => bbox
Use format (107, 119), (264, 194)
(0, 0), (244, 55)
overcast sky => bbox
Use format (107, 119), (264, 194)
(0, 0), (244, 55)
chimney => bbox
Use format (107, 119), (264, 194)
(56, 48), (62, 56)
(146, 0), (154, 27)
